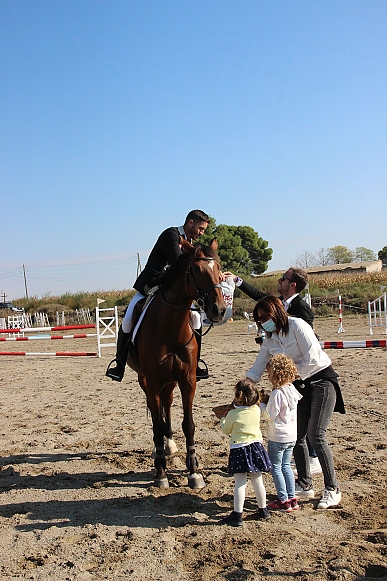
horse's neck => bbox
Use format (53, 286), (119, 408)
(162, 276), (193, 318)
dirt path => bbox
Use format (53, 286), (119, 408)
(0, 316), (386, 580)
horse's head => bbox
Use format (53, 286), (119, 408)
(182, 238), (226, 323)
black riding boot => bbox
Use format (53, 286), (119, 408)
(106, 326), (131, 382)
(196, 330), (209, 380)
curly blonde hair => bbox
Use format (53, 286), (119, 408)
(266, 354), (297, 388)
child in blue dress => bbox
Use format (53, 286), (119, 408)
(217, 378), (272, 526)
(259, 354), (303, 512)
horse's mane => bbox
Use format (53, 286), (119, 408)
(158, 243), (219, 290)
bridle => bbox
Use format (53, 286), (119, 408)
(158, 254), (222, 312)
(186, 257), (222, 310)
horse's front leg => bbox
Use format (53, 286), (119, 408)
(180, 378), (205, 490)
(151, 382), (178, 458)
(150, 398), (169, 488)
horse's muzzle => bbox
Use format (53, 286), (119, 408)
(207, 302), (226, 323)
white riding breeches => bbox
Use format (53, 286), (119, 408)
(122, 291), (145, 334)
(121, 291), (202, 334)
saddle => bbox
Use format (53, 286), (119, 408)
(127, 287), (159, 376)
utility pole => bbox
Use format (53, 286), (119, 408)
(23, 264), (29, 299)
(136, 253), (142, 278)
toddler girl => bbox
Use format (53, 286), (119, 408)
(259, 354), (303, 512)
(217, 378), (272, 526)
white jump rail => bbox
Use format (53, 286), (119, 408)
(368, 291), (387, 335)
(244, 312), (258, 334)
(96, 306), (118, 357)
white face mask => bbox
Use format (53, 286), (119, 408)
(261, 318), (277, 333)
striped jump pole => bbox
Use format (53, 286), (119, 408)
(0, 351), (99, 356)
(0, 306), (118, 357)
(320, 340), (386, 349)
(0, 324), (96, 334)
(0, 333), (97, 341)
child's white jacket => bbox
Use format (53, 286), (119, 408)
(260, 383), (303, 443)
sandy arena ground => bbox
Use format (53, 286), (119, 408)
(0, 316), (386, 580)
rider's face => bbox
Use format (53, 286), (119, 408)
(185, 220), (208, 241)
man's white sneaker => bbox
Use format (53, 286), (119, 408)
(317, 488), (342, 509)
(294, 482), (314, 499)
(309, 457), (323, 475)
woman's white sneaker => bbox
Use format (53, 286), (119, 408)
(294, 482), (314, 499)
(317, 488), (342, 509)
(309, 457), (322, 474)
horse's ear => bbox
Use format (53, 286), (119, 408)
(180, 237), (195, 255)
(209, 238), (218, 251)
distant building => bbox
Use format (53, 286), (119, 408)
(256, 260), (383, 278)
(304, 260), (382, 276)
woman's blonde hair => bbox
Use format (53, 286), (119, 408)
(266, 354), (297, 388)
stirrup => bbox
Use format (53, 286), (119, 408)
(105, 359), (125, 382)
(196, 359), (209, 381)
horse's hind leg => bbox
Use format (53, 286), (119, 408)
(163, 382), (178, 456)
(142, 386), (169, 488)
(150, 382), (178, 458)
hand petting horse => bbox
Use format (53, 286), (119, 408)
(127, 238), (226, 489)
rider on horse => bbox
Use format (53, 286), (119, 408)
(106, 209), (212, 383)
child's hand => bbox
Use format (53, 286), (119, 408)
(259, 389), (269, 405)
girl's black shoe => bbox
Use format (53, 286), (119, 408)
(222, 511), (243, 526)
(255, 507), (271, 520)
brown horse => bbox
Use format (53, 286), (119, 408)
(127, 238), (226, 489)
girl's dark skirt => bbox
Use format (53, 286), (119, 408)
(228, 441), (272, 475)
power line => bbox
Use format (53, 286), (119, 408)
(0, 253), (140, 295)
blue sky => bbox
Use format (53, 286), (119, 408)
(1, 1), (386, 299)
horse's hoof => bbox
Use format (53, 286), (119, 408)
(165, 438), (178, 455)
(188, 473), (205, 489)
(155, 477), (169, 489)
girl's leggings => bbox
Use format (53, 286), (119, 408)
(234, 472), (266, 513)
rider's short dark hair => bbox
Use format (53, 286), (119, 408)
(184, 210), (210, 224)
(288, 267), (308, 292)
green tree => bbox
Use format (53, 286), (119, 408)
(201, 221), (272, 275)
(378, 246), (387, 267)
(327, 245), (354, 264)
(353, 247), (376, 262)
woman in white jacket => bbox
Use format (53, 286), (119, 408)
(247, 296), (345, 510)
